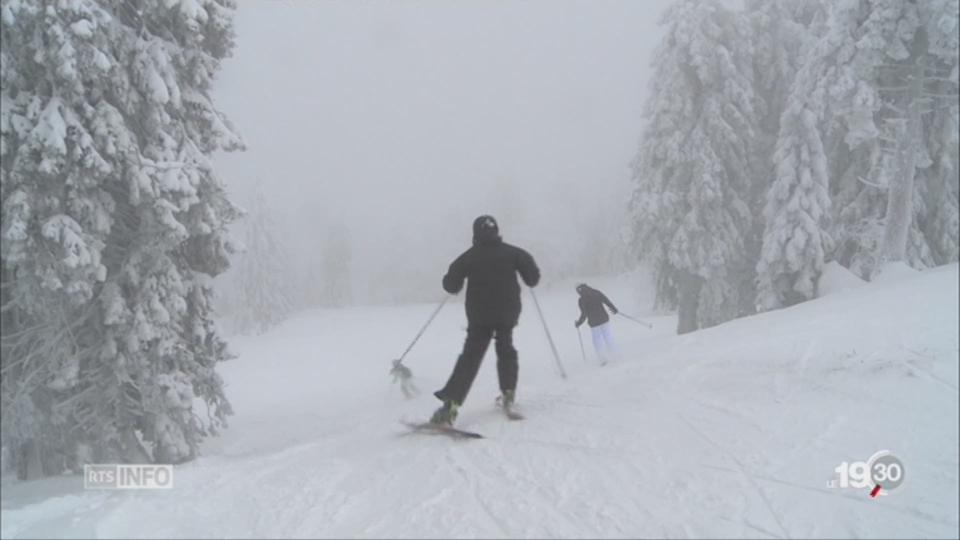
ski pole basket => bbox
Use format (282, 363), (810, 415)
(389, 295), (450, 397)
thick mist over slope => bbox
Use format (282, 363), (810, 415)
(212, 0), (671, 307)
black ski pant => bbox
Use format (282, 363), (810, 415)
(434, 323), (518, 405)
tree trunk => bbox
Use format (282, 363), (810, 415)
(677, 271), (703, 335)
(883, 30), (927, 265)
(16, 439), (43, 480)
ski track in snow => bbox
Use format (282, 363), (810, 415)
(1, 269), (958, 539)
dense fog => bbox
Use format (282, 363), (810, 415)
(212, 0), (672, 309)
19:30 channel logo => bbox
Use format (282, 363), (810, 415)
(829, 450), (905, 498)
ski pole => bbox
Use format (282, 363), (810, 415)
(576, 327), (587, 363)
(390, 295), (450, 392)
(529, 288), (567, 379)
(618, 312), (653, 329)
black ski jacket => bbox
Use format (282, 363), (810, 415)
(575, 286), (618, 328)
(442, 236), (540, 326)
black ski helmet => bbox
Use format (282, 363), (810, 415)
(472, 215), (499, 239)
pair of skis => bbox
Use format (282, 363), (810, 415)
(403, 398), (523, 439)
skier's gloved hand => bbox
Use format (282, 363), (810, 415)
(612, 308), (618, 315)
(574, 320), (581, 328)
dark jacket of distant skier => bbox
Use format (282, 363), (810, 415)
(442, 216), (540, 325)
(575, 284), (618, 328)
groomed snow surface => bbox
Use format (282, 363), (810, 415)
(2, 265), (958, 539)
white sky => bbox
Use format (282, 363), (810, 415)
(212, 0), (673, 303)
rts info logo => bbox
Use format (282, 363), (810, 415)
(84, 464), (174, 490)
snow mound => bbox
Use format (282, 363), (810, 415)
(818, 261), (866, 296)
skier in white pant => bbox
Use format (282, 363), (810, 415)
(574, 283), (619, 365)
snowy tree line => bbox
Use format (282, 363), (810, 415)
(1, 0), (242, 478)
(628, 0), (959, 333)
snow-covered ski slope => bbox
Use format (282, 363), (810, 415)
(2, 265), (958, 539)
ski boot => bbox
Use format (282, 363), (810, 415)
(496, 389), (524, 420)
(430, 400), (459, 427)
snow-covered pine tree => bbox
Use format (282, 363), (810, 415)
(627, 0), (757, 333)
(891, 2), (955, 270)
(1, 0), (242, 476)
(754, 2), (839, 310)
(824, 0), (958, 278)
(756, 103), (834, 309)
(860, 1), (938, 268)
(235, 188), (292, 333)
(920, 19), (960, 264)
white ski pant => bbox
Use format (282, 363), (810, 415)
(590, 322), (617, 363)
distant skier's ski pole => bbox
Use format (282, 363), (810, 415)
(618, 312), (653, 329)
(390, 295), (450, 396)
(576, 327), (587, 363)
(529, 288), (567, 379)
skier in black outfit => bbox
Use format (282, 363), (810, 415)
(431, 215), (540, 426)
(574, 283), (620, 364)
